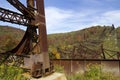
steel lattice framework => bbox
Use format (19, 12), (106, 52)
(0, 0), (53, 78)
(0, 7), (30, 26)
(0, 0), (119, 78)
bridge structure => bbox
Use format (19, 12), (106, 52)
(0, 0), (120, 78)
(0, 0), (53, 78)
(52, 41), (120, 76)
(53, 41), (120, 76)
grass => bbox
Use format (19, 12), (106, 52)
(54, 64), (120, 80)
(54, 64), (65, 73)
(0, 64), (28, 80)
(0, 63), (119, 80)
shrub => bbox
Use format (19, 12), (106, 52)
(67, 64), (120, 80)
(85, 64), (101, 80)
(54, 64), (64, 73)
(0, 64), (28, 80)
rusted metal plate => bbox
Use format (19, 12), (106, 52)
(52, 59), (120, 76)
(36, 0), (50, 69)
(101, 61), (120, 76)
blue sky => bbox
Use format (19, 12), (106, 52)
(0, 0), (120, 34)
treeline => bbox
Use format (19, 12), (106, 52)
(48, 25), (120, 59)
(0, 25), (24, 52)
(0, 25), (120, 59)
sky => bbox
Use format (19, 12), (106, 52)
(0, 0), (120, 34)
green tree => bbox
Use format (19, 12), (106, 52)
(103, 30), (119, 59)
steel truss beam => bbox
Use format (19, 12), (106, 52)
(0, 0), (53, 78)
(0, 7), (34, 26)
(7, 0), (34, 19)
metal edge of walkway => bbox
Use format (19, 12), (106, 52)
(51, 59), (120, 61)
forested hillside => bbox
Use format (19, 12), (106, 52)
(48, 25), (120, 59)
(0, 25), (120, 59)
(0, 25), (24, 53)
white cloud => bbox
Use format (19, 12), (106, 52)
(45, 7), (120, 34)
(45, 7), (96, 33)
(90, 10), (120, 26)
(102, 10), (120, 23)
(45, 7), (73, 33)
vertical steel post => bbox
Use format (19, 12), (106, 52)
(36, 0), (50, 70)
(27, 0), (35, 51)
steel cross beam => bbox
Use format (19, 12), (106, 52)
(0, 7), (33, 26)
(7, 0), (34, 19)
(0, 0), (53, 78)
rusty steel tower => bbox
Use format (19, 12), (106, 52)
(0, 0), (53, 78)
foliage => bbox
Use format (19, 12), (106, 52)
(49, 47), (60, 59)
(67, 64), (120, 80)
(0, 26), (24, 53)
(54, 64), (64, 73)
(85, 64), (101, 80)
(67, 74), (83, 80)
(0, 25), (120, 59)
(48, 25), (120, 59)
(0, 64), (28, 80)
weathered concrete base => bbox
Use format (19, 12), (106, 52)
(24, 72), (67, 80)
